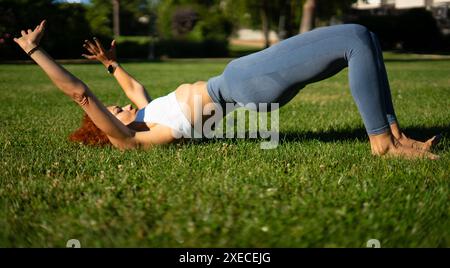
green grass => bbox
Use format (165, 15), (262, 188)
(0, 54), (449, 247)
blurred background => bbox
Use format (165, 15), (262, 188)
(1, 0), (450, 60)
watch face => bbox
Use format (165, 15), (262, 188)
(108, 65), (114, 73)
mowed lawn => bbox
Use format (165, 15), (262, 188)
(0, 53), (449, 247)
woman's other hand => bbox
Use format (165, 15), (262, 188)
(82, 38), (117, 67)
(13, 20), (46, 53)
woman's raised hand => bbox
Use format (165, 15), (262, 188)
(82, 38), (117, 66)
(13, 20), (46, 53)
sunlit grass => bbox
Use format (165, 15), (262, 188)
(0, 54), (449, 247)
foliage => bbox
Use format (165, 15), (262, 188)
(115, 36), (229, 58)
(221, 0), (358, 38)
(0, 0), (210, 60)
(397, 8), (444, 51)
(156, 0), (232, 42)
(316, 0), (358, 21)
(86, 0), (156, 37)
(1, 0), (447, 59)
(348, 8), (445, 52)
(171, 7), (199, 37)
(85, 0), (113, 38)
(221, 0), (284, 32)
(0, 0), (93, 59)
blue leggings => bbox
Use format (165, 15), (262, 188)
(207, 24), (398, 135)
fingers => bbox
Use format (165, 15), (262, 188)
(426, 134), (442, 148)
(107, 39), (116, 53)
(84, 40), (98, 54)
(84, 40), (96, 52)
(84, 39), (99, 54)
(34, 20), (46, 34)
(39, 20), (46, 30)
(93, 37), (106, 52)
(432, 134), (442, 146)
(13, 37), (18, 43)
(83, 43), (96, 55)
(20, 29), (33, 36)
(81, 54), (96, 60)
(425, 151), (440, 160)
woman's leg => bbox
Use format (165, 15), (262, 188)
(213, 24), (394, 133)
(347, 27), (437, 158)
(368, 32), (397, 126)
(368, 31), (439, 151)
(208, 24), (438, 158)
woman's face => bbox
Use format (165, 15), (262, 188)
(107, 104), (138, 125)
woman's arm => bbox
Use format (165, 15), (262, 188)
(82, 38), (151, 109)
(14, 20), (137, 148)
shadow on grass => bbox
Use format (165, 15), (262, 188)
(196, 124), (449, 150)
(278, 124), (448, 147)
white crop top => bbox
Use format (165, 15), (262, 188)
(134, 92), (195, 138)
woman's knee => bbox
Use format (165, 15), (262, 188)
(346, 24), (370, 35)
(344, 24), (375, 50)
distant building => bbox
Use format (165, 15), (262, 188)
(353, 0), (394, 10)
(230, 29), (280, 48)
(354, 0), (450, 9)
(353, 0), (450, 34)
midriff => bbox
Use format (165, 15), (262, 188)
(174, 81), (215, 128)
(133, 81), (215, 133)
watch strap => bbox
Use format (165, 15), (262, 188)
(107, 62), (119, 74)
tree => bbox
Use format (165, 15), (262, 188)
(260, 0), (270, 48)
(278, 0), (296, 40)
(86, 0), (114, 37)
(221, 0), (284, 48)
(300, 0), (316, 33)
(0, 0), (94, 59)
(87, 0), (155, 38)
(156, 0), (233, 41)
(112, 0), (120, 37)
(300, 0), (359, 33)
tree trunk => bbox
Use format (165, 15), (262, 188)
(300, 0), (316, 34)
(278, 0), (292, 40)
(112, 0), (120, 37)
(148, 14), (156, 60)
(260, 1), (270, 48)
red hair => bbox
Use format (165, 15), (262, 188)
(68, 113), (111, 146)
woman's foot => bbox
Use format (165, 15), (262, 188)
(369, 131), (439, 160)
(396, 133), (441, 151)
(389, 122), (441, 151)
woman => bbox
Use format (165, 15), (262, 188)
(14, 20), (439, 159)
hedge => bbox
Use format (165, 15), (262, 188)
(116, 36), (229, 59)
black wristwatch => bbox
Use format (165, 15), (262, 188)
(107, 62), (119, 74)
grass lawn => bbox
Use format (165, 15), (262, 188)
(0, 53), (449, 247)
